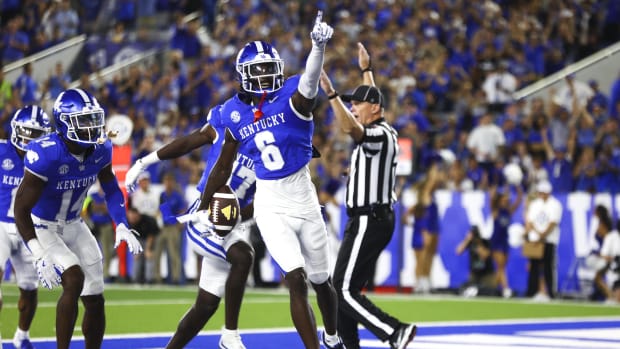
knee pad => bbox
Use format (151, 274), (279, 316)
(308, 271), (329, 285)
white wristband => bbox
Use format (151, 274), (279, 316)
(26, 239), (44, 259)
(140, 151), (161, 166)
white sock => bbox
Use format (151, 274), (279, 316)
(222, 328), (239, 337)
(323, 331), (341, 346)
(14, 328), (29, 341)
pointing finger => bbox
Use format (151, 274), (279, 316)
(315, 10), (323, 25)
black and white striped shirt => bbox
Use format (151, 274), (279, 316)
(346, 118), (399, 209)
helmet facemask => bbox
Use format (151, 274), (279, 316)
(236, 41), (284, 95)
(11, 121), (51, 151)
(10, 107), (52, 151)
(237, 58), (283, 94)
(60, 108), (106, 145)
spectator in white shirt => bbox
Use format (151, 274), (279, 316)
(467, 113), (505, 176)
(524, 180), (563, 300)
(482, 60), (517, 113)
(552, 74), (594, 114)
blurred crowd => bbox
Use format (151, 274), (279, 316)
(2, 0), (620, 195)
(1, 0), (620, 291)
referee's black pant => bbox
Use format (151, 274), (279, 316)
(332, 210), (401, 349)
(526, 242), (557, 298)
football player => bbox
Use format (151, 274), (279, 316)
(198, 11), (345, 349)
(125, 104), (255, 349)
(14, 88), (143, 349)
(0, 106), (52, 349)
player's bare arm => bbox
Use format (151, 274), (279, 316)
(157, 124), (216, 160)
(126, 124), (217, 191)
(198, 128), (240, 211)
(14, 171), (45, 242)
(97, 163), (117, 184)
(240, 201), (254, 221)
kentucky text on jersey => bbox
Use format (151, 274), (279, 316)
(236, 153), (255, 170)
(2, 175), (22, 186)
(55, 175), (97, 190)
(238, 113), (285, 140)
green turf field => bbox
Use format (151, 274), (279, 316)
(1, 282), (619, 339)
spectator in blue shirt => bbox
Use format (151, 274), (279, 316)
(44, 62), (71, 101)
(1, 17), (30, 64)
(447, 35), (475, 73)
(595, 143), (620, 194)
(573, 147), (597, 193)
(155, 172), (187, 284)
(545, 146), (574, 193)
(466, 154), (488, 189)
(116, 0), (137, 28)
(588, 80), (608, 112)
(509, 50), (537, 89)
(169, 17), (202, 60)
(608, 71), (620, 119)
(13, 63), (38, 105)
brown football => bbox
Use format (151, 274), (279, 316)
(208, 185), (240, 236)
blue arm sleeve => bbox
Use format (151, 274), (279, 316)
(101, 179), (129, 226)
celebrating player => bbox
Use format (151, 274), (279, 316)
(125, 104), (255, 349)
(0, 106), (52, 349)
(14, 88), (143, 349)
(197, 11), (345, 349)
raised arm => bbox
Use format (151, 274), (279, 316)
(358, 42), (375, 86)
(292, 10), (334, 115)
(319, 70), (364, 142)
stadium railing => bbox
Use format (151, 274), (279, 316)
(514, 40), (620, 101)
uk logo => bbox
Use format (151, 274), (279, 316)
(26, 150), (39, 164)
(58, 165), (69, 175)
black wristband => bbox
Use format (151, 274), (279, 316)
(328, 91), (339, 100)
(361, 67), (373, 73)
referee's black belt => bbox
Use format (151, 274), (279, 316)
(346, 204), (392, 218)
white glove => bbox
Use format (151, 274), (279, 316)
(125, 158), (146, 193)
(114, 223), (143, 254)
(310, 11), (333, 47)
(27, 239), (63, 290)
(184, 210), (215, 238)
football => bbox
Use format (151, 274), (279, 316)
(208, 184), (240, 237)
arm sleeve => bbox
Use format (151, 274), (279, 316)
(298, 44), (325, 99)
(101, 179), (129, 226)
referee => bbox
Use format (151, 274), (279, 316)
(319, 43), (416, 349)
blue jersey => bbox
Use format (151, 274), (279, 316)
(197, 106), (256, 208)
(0, 140), (24, 223)
(219, 75), (313, 180)
(24, 133), (113, 222)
